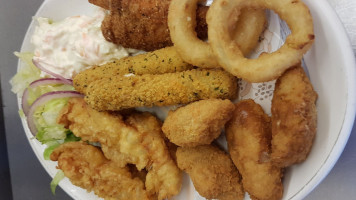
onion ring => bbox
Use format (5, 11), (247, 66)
(207, 0), (315, 82)
(168, 0), (266, 69)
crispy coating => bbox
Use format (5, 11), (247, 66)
(50, 142), (150, 200)
(162, 99), (235, 147)
(271, 65), (317, 167)
(126, 112), (182, 200)
(84, 69), (238, 111)
(73, 47), (193, 94)
(226, 99), (283, 200)
(91, 0), (208, 51)
(57, 98), (149, 170)
(176, 145), (244, 200)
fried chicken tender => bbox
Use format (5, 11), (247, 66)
(73, 47), (193, 94)
(226, 99), (283, 200)
(57, 98), (149, 170)
(271, 65), (318, 167)
(89, 0), (208, 51)
(162, 99), (235, 147)
(176, 145), (244, 200)
(84, 69), (238, 111)
(50, 142), (150, 200)
(126, 112), (182, 200)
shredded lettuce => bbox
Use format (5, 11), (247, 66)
(10, 52), (41, 94)
(27, 84), (74, 106)
(50, 170), (65, 195)
(43, 141), (60, 160)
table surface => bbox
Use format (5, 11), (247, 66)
(1, 0), (355, 199)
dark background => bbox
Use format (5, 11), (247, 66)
(0, 0), (355, 199)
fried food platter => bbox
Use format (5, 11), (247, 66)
(16, 0), (356, 199)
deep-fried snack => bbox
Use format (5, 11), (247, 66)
(57, 98), (150, 170)
(126, 112), (182, 200)
(73, 47), (193, 94)
(226, 99), (283, 200)
(162, 99), (235, 147)
(207, 0), (315, 82)
(50, 142), (150, 200)
(271, 65), (317, 167)
(84, 69), (238, 111)
(176, 145), (244, 200)
(168, 0), (266, 68)
(92, 0), (209, 51)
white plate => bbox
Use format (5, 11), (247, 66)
(17, 0), (356, 199)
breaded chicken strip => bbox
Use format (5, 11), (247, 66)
(73, 47), (193, 94)
(89, 0), (208, 51)
(162, 99), (235, 147)
(226, 99), (283, 200)
(176, 145), (244, 200)
(50, 142), (150, 200)
(271, 65), (318, 167)
(84, 69), (238, 111)
(126, 112), (182, 200)
(57, 98), (149, 170)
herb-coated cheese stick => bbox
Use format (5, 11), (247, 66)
(73, 47), (193, 94)
(84, 69), (238, 111)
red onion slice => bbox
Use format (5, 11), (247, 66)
(26, 91), (84, 136)
(32, 59), (73, 85)
(21, 78), (73, 115)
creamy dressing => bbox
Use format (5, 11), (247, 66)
(31, 9), (137, 79)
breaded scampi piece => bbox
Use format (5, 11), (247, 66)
(126, 112), (182, 200)
(57, 98), (149, 170)
(271, 65), (317, 167)
(226, 99), (283, 200)
(85, 69), (238, 111)
(176, 145), (244, 200)
(50, 142), (150, 200)
(73, 47), (193, 94)
(162, 99), (235, 147)
(90, 0), (208, 51)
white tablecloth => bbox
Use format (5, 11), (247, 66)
(327, 0), (356, 54)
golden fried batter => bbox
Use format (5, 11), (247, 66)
(57, 98), (149, 170)
(271, 65), (318, 167)
(90, 0), (208, 51)
(162, 99), (235, 147)
(84, 69), (238, 111)
(176, 145), (244, 200)
(50, 142), (150, 200)
(126, 112), (182, 200)
(226, 99), (283, 200)
(73, 47), (193, 94)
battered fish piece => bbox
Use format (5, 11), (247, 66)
(126, 112), (182, 200)
(271, 65), (318, 167)
(90, 0), (208, 51)
(226, 99), (283, 200)
(84, 69), (238, 111)
(73, 47), (193, 94)
(50, 142), (150, 200)
(57, 98), (149, 170)
(176, 145), (244, 200)
(162, 99), (235, 147)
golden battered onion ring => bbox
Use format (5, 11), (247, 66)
(207, 0), (315, 82)
(168, 0), (266, 69)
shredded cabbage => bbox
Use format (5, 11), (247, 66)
(10, 52), (41, 94)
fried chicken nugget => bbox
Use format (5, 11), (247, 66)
(126, 112), (182, 200)
(162, 99), (235, 147)
(176, 145), (244, 200)
(226, 99), (283, 200)
(85, 69), (238, 111)
(73, 47), (193, 94)
(57, 98), (149, 170)
(50, 142), (150, 200)
(91, 0), (208, 51)
(271, 65), (318, 167)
